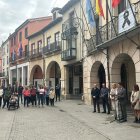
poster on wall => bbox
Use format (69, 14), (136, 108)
(118, 7), (136, 34)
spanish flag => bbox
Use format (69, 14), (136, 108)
(112, 0), (121, 8)
(96, 0), (105, 19)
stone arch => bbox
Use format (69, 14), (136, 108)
(30, 65), (43, 86)
(110, 53), (136, 100)
(90, 61), (106, 89)
(46, 61), (61, 88)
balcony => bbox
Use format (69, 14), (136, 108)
(29, 49), (42, 59)
(17, 51), (28, 60)
(61, 48), (76, 61)
(62, 17), (79, 40)
(42, 41), (61, 55)
(10, 51), (29, 63)
(0, 72), (5, 77)
(87, 1), (140, 53)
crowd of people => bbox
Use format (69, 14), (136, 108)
(0, 82), (140, 124)
(0, 83), (61, 109)
(91, 83), (140, 123)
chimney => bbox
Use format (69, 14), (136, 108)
(51, 7), (62, 21)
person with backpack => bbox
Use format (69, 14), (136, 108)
(2, 86), (11, 108)
(30, 85), (37, 106)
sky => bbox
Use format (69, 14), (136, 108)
(0, 0), (69, 45)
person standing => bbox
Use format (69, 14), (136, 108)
(38, 86), (45, 107)
(49, 88), (55, 106)
(44, 86), (50, 106)
(2, 86), (11, 108)
(23, 87), (30, 107)
(91, 84), (100, 113)
(18, 84), (24, 104)
(55, 84), (61, 102)
(100, 83), (110, 114)
(130, 84), (140, 123)
(117, 82), (127, 123)
(0, 87), (3, 108)
(110, 83), (119, 120)
(30, 86), (37, 106)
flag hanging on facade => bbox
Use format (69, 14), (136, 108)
(86, 0), (95, 27)
(12, 49), (15, 61)
(96, 0), (105, 19)
(112, 0), (121, 8)
(19, 43), (23, 57)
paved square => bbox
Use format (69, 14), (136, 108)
(0, 100), (139, 140)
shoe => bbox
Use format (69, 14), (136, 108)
(93, 111), (96, 113)
(107, 112), (110, 114)
(102, 111), (106, 113)
(120, 119), (127, 123)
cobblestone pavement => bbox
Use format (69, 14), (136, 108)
(0, 100), (139, 140)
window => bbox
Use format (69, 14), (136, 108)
(66, 38), (76, 49)
(37, 40), (42, 53)
(118, 0), (126, 14)
(25, 28), (28, 38)
(31, 43), (35, 54)
(7, 56), (8, 64)
(47, 37), (51, 50)
(3, 58), (5, 66)
(11, 38), (13, 46)
(25, 45), (28, 56)
(19, 32), (22, 42)
(55, 32), (60, 47)
(7, 45), (8, 53)
(7, 68), (8, 76)
(14, 36), (16, 45)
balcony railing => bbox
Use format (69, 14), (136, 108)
(62, 17), (79, 40)
(29, 48), (42, 59)
(61, 48), (76, 61)
(0, 72), (5, 77)
(87, 1), (140, 53)
(42, 41), (61, 54)
(10, 51), (28, 63)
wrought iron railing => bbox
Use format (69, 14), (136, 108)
(29, 48), (42, 58)
(62, 17), (79, 40)
(0, 72), (5, 77)
(43, 41), (61, 54)
(61, 48), (76, 61)
(87, 1), (140, 53)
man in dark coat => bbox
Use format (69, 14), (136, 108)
(55, 84), (61, 102)
(100, 83), (110, 114)
(91, 84), (100, 113)
(117, 82), (127, 123)
(2, 86), (11, 108)
(18, 84), (24, 104)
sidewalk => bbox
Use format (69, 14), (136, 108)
(56, 100), (140, 140)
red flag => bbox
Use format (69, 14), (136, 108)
(112, 0), (121, 8)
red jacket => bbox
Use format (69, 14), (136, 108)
(23, 90), (30, 97)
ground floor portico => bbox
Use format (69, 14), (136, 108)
(9, 62), (29, 86)
(83, 35), (140, 104)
